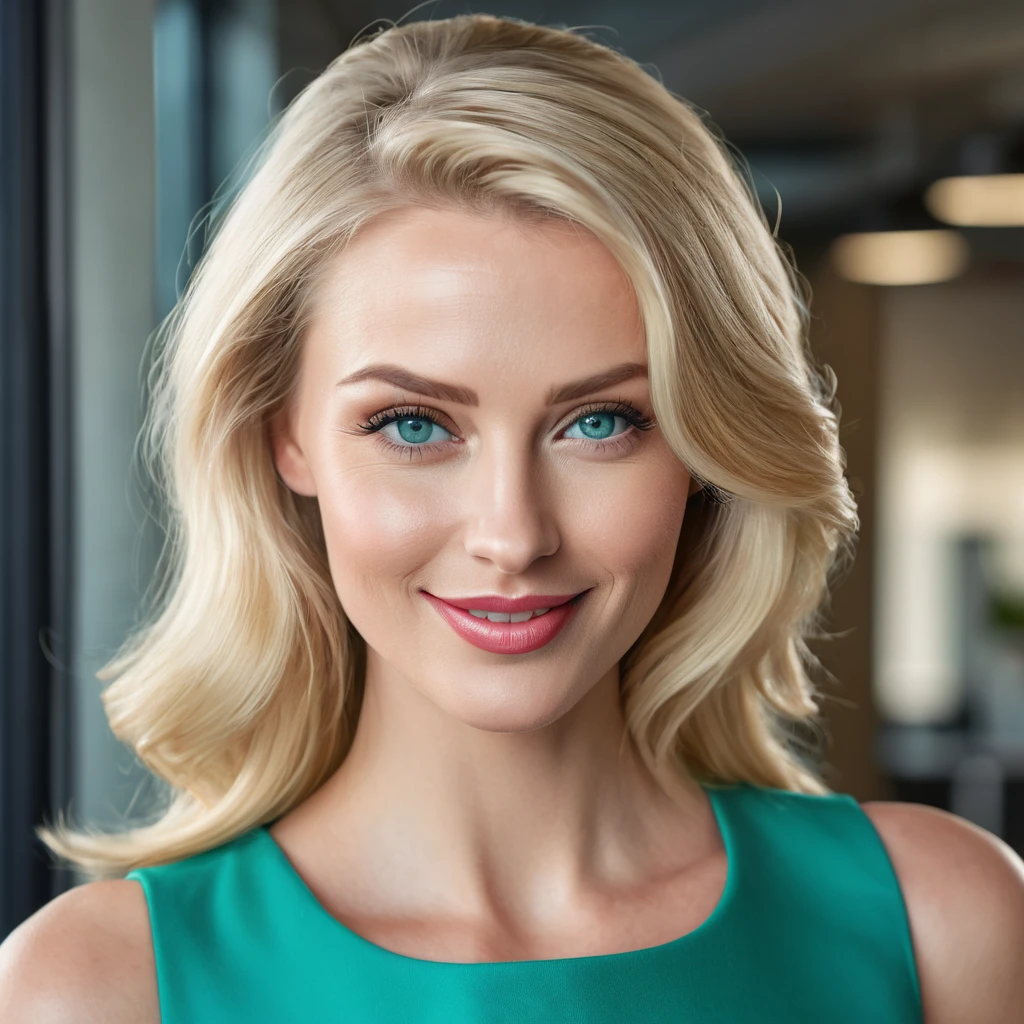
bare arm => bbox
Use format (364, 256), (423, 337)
(863, 800), (1024, 1024)
(0, 879), (158, 1023)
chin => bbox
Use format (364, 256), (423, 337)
(431, 686), (580, 735)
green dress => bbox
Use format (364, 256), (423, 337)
(125, 782), (923, 1022)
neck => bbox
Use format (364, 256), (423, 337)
(290, 654), (712, 926)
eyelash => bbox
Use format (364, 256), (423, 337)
(354, 399), (655, 461)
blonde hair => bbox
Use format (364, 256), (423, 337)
(40, 12), (858, 878)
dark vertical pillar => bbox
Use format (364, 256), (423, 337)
(0, 0), (75, 938)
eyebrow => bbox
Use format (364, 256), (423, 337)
(335, 361), (648, 406)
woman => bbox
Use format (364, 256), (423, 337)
(2, 12), (1021, 1023)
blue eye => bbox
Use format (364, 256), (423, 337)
(356, 400), (653, 460)
(383, 416), (453, 447)
(563, 411), (630, 442)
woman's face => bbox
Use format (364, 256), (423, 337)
(271, 206), (695, 732)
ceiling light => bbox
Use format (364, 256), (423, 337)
(829, 230), (969, 286)
(924, 174), (1024, 227)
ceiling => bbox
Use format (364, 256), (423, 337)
(284, 0), (1024, 233)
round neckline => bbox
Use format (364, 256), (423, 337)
(255, 781), (742, 968)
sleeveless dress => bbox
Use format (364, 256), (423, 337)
(125, 782), (924, 1023)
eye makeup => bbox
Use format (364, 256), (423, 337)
(351, 399), (655, 461)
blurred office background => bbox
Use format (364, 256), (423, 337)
(2, 0), (1023, 936)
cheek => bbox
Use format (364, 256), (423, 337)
(315, 469), (451, 598)
(573, 460), (689, 578)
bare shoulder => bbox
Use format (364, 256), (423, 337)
(0, 878), (158, 1024)
(861, 799), (1024, 1024)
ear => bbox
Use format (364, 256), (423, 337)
(268, 406), (318, 497)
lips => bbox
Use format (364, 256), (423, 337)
(437, 593), (582, 614)
(421, 590), (587, 655)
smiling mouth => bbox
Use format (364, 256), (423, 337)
(420, 590), (590, 655)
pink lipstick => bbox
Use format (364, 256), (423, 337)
(421, 590), (587, 655)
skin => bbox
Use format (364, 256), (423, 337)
(1, 206), (1023, 1021)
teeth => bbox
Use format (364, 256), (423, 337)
(468, 607), (551, 622)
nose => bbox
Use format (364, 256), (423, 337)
(461, 437), (561, 574)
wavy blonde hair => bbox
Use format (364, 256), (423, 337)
(40, 12), (858, 878)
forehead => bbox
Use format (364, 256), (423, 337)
(305, 206), (646, 386)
